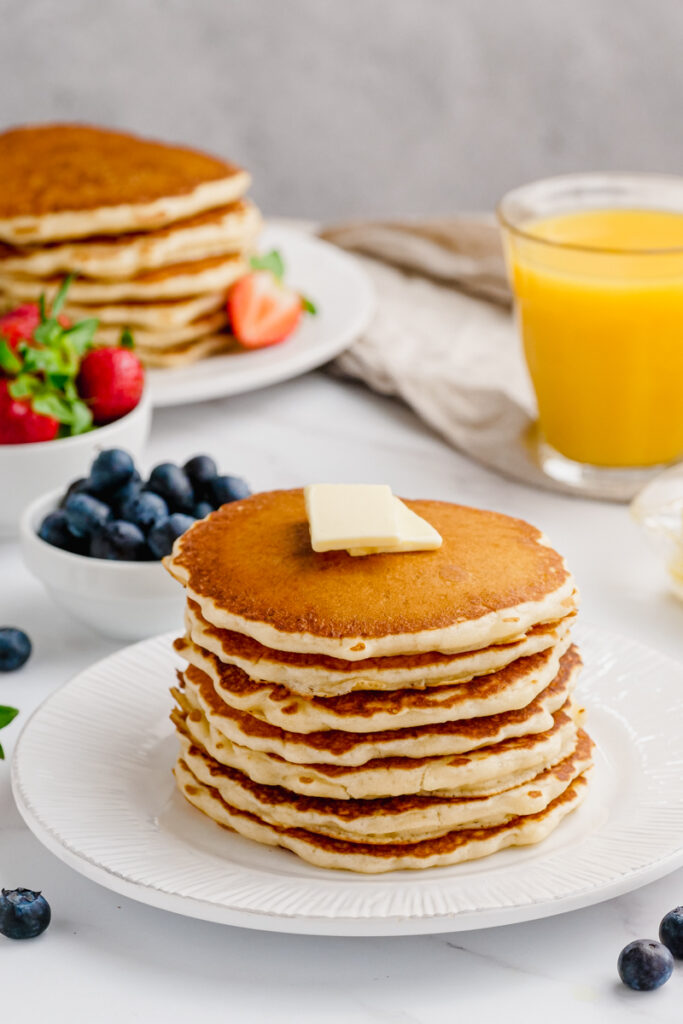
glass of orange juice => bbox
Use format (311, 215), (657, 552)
(497, 174), (683, 499)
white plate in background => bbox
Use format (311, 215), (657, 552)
(146, 224), (374, 407)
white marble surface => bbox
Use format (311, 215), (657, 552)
(1, 371), (682, 1022)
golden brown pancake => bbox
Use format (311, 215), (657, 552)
(165, 490), (577, 659)
(0, 123), (250, 242)
(175, 758), (591, 872)
(177, 646), (579, 765)
(184, 597), (574, 694)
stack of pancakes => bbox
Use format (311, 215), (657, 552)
(165, 489), (593, 873)
(0, 124), (261, 366)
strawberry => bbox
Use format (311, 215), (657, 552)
(227, 270), (303, 349)
(0, 303), (70, 352)
(0, 379), (59, 444)
(77, 347), (145, 425)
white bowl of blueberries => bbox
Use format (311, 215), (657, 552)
(20, 448), (250, 641)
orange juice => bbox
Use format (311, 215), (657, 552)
(506, 208), (683, 467)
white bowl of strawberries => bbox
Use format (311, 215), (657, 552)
(0, 284), (150, 537)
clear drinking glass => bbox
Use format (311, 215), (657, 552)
(498, 173), (683, 500)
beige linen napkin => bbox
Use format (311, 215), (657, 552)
(321, 217), (613, 500)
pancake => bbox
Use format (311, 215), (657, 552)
(0, 252), (247, 303)
(176, 647), (579, 766)
(0, 123), (250, 243)
(185, 598), (574, 695)
(96, 311), (228, 349)
(136, 332), (235, 368)
(174, 758), (591, 872)
(0, 201), (262, 279)
(174, 634), (573, 733)
(172, 699), (581, 800)
(50, 292), (227, 329)
(165, 490), (577, 659)
(176, 727), (593, 844)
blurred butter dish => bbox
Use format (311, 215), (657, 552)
(631, 463), (683, 601)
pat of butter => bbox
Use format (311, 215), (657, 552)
(304, 484), (399, 552)
(347, 498), (442, 555)
(304, 484), (442, 555)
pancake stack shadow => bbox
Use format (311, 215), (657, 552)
(0, 124), (262, 367)
(165, 489), (594, 873)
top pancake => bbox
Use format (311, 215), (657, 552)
(165, 489), (576, 660)
(0, 124), (250, 243)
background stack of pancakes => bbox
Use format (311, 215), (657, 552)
(165, 489), (593, 873)
(0, 124), (261, 366)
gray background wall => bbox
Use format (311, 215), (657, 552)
(1, 0), (681, 220)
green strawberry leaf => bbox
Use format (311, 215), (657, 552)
(301, 295), (317, 315)
(63, 318), (98, 356)
(38, 293), (47, 324)
(250, 250), (285, 280)
(0, 339), (22, 375)
(51, 275), (74, 317)
(119, 327), (135, 350)
(21, 343), (62, 377)
(0, 705), (19, 730)
(9, 374), (43, 400)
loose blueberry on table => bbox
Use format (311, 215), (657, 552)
(0, 889), (51, 940)
(37, 449), (251, 561)
(617, 938), (674, 991)
(0, 627), (32, 672)
(659, 906), (683, 958)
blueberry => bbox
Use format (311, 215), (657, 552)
(146, 463), (194, 513)
(89, 449), (136, 495)
(618, 939), (674, 991)
(120, 490), (168, 532)
(183, 454), (218, 491)
(0, 628), (31, 672)
(38, 510), (88, 554)
(58, 476), (90, 508)
(193, 500), (214, 520)
(205, 474), (251, 509)
(0, 888), (51, 940)
(148, 513), (196, 558)
(90, 520), (148, 561)
(64, 493), (111, 538)
(110, 470), (142, 515)
(660, 907), (683, 958)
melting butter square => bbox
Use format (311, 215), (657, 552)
(304, 484), (399, 552)
(348, 497), (442, 555)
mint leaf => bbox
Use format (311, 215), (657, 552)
(0, 705), (18, 730)
(32, 393), (75, 424)
(51, 274), (74, 317)
(69, 400), (94, 435)
(120, 327), (135, 350)
(63, 318), (98, 356)
(9, 374), (43, 399)
(250, 250), (285, 280)
(0, 339), (22, 375)
(301, 295), (317, 315)
(33, 320), (63, 347)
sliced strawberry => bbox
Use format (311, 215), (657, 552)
(77, 347), (145, 425)
(0, 303), (70, 351)
(227, 270), (302, 349)
(0, 379), (59, 444)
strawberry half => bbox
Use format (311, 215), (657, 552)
(77, 347), (145, 425)
(0, 379), (59, 444)
(228, 270), (303, 349)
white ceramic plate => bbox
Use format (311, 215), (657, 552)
(146, 224), (374, 407)
(12, 626), (683, 936)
